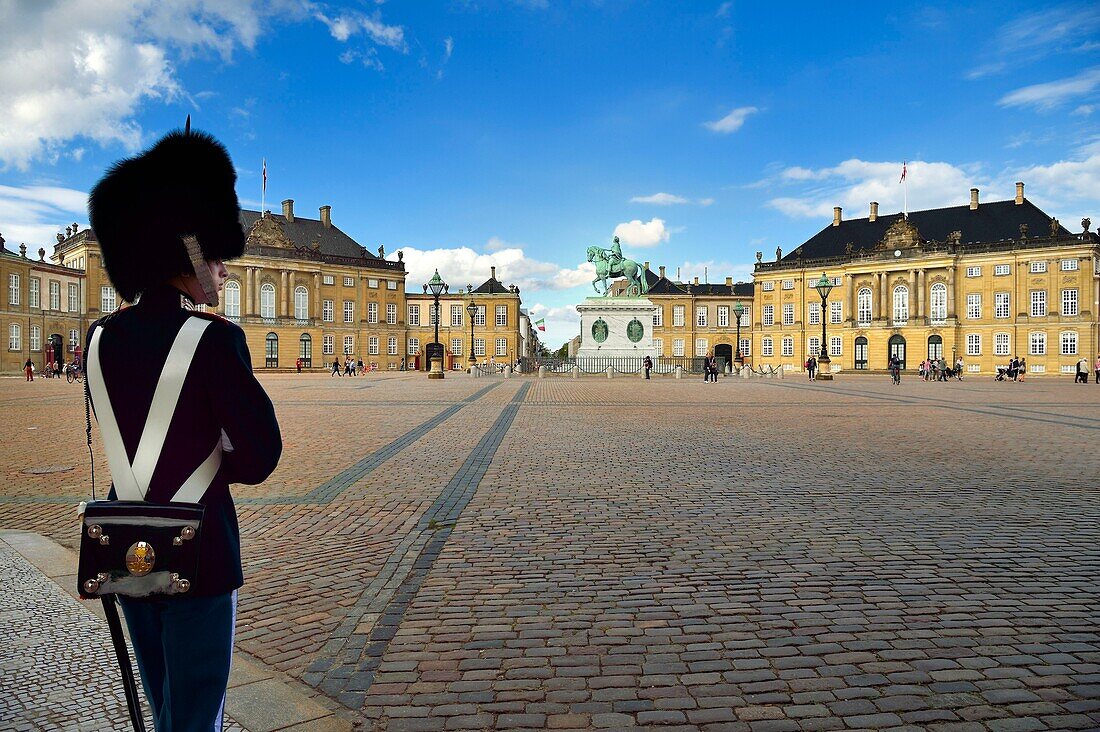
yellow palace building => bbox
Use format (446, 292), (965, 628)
(750, 183), (1100, 376)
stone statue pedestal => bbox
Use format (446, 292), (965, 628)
(575, 297), (658, 360)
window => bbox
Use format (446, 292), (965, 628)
(367, 302), (378, 324)
(1062, 289), (1078, 316)
(739, 306), (751, 327)
(49, 281), (60, 310)
(368, 336), (379, 355)
(495, 337), (508, 356)
(496, 305), (507, 327)
(672, 305), (685, 327)
(739, 337), (751, 357)
(653, 306), (663, 326)
(762, 305), (775, 326)
(389, 337), (399, 355)
(450, 338), (462, 357)
(408, 304), (420, 325)
(368, 278), (378, 288)
(387, 280), (398, 290)
(893, 285), (909, 324)
(830, 335), (842, 355)
(451, 304), (463, 327)
(1061, 331), (1078, 355)
(294, 286), (308, 320)
(343, 276), (354, 287)
(830, 301), (842, 324)
(762, 337), (774, 357)
(322, 275), (334, 285)
(857, 288), (872, 325)
(69, 329), (78, 352)
(29, 278), (39, 308)
(808, 337), (820, 357)
(1030, 261), (1047, 273)
(323, 335), (334, 355)
(387, 303), (397, 325)
(426, 303), (438, 326)
(473, 338), (485, 357)
(808, 302), (821, 325)
(966, 334), (981, 356)
(344, 301), (354, 323)
(782, 303), (794, 325)
(322, 299), (334, 322)
(1061, 259), (1079, 271)
(68, 283), (79, 313)
(299, 334), (312, 365)
(696, 306), (707, 327)
(409, 337), (421, 355)
(695, 338), (707, 356)
(654, 338), (663, 356)
(994, 292), (1010, 319)
(8, 273), (19, 305)
(259, 283), (275, 318)
(30, 325), (40, 351)
(782, 279), (794, 290)
(101, 286), (117, 313)
(9, 323), (20, 350)
(717, 306), (729, 327)
(994, 264), (1010, 276)
(966, 266), (981, 277)
(781, 336), (794, 356)
(928, 283), (946, 323)
(966, 293), (981, 320)
(672, 338), (684, 356)
(762, 281), (775, 291)
(1029, 331), (1046, 355)
(1030, 290), (1047, 317)
(474, 305), (486, 326)
(343, 335), (354, 355)
(994, 332), (1010, 356)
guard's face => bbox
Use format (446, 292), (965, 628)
(205, 259), (228, 292)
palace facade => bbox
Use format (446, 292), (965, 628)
(4, 199), (528, 373)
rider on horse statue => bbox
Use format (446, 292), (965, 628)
(605, 236), (624, 275)
(586, 236), (648, 296)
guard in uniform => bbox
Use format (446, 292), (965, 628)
(87, 126), (282, 730)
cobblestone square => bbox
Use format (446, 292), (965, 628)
(2, 372), (1098, 731)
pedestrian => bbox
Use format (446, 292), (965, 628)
(954, 356), (964, 381)
(295, 357), (302, 374)
(704, 352), (718, 382)
(331, 358), (342, 376)
(85, 124), (282, 731)
(1094, 354), (1100, 384)
(806, 355), (817, 381)
(1076, 356), (1089, 383)
(23, 358), (34, 382)
(1017, 357), (1026, 382)
(343, 359), (352, 376)
(357, 358), (364, 375)
(889, 354), (901, 385)
(643, 355), (652, 380)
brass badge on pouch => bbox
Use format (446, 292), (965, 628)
(125, 541), (156, 576)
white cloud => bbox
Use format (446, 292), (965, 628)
(391, 242), (595, 293)
(716, 2), (732, 18)
(444, 37), (454, 59)
(1072, 104), (1095, 116)
(698, 198), (715, 206)
(998, 67), (1100, 111)
(630, 192), (689, 205)
(613, 218), (669, 248)
(315, 10), (406, 51)
(966, 5), (1100, 79)
(702, 106), (758, 134)
(0, 184), (89, 252)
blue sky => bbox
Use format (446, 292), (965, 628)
(1, 1), (1098, 346)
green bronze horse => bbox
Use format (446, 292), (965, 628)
(586, 246), (649, 296)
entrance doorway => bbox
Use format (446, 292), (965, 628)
(927, 335), (943, 361)
(714, 343), (733, 371)
(888, 334), (906, 369)
(298, 333), (312, 368)
(854, 337), (868, 370)
(265, 332), (279, 368)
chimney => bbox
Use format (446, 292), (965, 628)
(832, 206), (842, 226)
(659, 265), (666, 279)
(869, 202), (879, 222)
(725, 276), (733, 286)
(644, 261), (650, 271)
(491, 266), (497, 280)
(693, 276), (699, 285)
(319, 205), (331, 228)
(1015, 181), (1024, 205)
(282, 199), (294, 222)
(970, 188), (979, 210)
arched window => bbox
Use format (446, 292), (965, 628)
(265, 332), (278, 368)
(857, 287), (872, 325)
(893, 285), (909, 325)
(294, 286), (308, 320)
(260, 283), (276, 319)
(224, 280), (241, 319)
(929, 283), (947, 322)
(299, 333), (312, 367)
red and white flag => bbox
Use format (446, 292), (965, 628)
(899, 161), (907, 184)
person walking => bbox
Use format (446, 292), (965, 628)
(889, 354), (901, 385)
(86, 125), (282, 731)
(1077, 356), (1089, 383)
(954, 357), (964, 381)
(23, 358), (34, 382)
(1094, 354), (1100, 384)
(331, 358), (342, 376)
(806, 355), (817, 381)
(643, 355), (652, 380)
(295, 357), (302, 374)
(1017, 357), (1026, 382)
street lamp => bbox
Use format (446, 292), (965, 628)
(814, 272), (834, 381)
(466, 299), (478, 370)
(425, 269), (448, 379)
(733, 301), (745, 367)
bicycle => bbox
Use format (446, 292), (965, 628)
(65, 363), (83, 383)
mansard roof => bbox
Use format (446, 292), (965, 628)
(472, 276), (511, 295)
(640, 269), (754, 297)
(240, 210), (387, 261)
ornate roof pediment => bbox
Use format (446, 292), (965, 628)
(246, 216), (293, 249)
(877, 217), (923, 251)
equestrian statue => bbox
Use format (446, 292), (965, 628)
(587, 236), (649, 296)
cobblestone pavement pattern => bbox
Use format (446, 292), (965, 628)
(1, 372), (1099, 731)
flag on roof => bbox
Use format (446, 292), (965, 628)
(899, 161), (907, 183)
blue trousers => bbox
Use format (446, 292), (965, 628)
(119, 591), (236, 731)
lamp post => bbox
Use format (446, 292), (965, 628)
(466, 298), (478, 371)
(814, 272), (834, 381)
(733, 301), (745, 367)
(425, 269), (448, 379)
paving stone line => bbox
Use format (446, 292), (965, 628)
(305, 383), (531, 709)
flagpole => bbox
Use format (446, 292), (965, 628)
(261, 158), (266, 218)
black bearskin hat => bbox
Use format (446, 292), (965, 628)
(89, 128), (245, 302)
